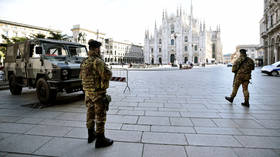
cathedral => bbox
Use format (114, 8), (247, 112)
(144, 5), (223, 65)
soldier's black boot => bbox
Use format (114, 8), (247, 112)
(95, 133), (114, 148)
(88, 129), (96, 143)
(225, 96), (234, 103)
(241, 101), (250, 108)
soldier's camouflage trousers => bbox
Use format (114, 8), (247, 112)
(231, 79), (249, 102)
(85, 92), (107, 134)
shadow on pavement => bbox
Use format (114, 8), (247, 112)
(21, 91), (84, 109)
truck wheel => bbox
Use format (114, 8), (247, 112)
(9, 74), (22, 95)
(36, 78), (57, 104)
(271, 71), (279, 76)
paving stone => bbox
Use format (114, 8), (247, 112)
(151, 125), (195, 134)
(0, 116), (22, 123)
(118, 110), (145, 116)
(185, 146), (238, 157)
(233, 119), (264, 128)
(164, 103), (184, 108)
(234, 136), (280, 149)
(122, 124), (150, 131)
(274, 149), (280, 156)
(212, 119), (239, 128)
(257, 120), (280, 129)
(143, 144), (187, 157)
(107, 115), (138, 124)
(185, 134), (242, 147)
(138, 102), (164, 108)
(39, 119), (85, 127)
(239, 128), (280, 136)
(145, 111), (180, 117)
(138, 116), (170, 125)
(16, 117), (44, 124)
(26, 125), (72, 137)
(0, 134), (51, 154)
(64, 127), (86, 139)
(134, 107), (158, 111)
(5, 153), (41, 157)
(181, 112), (221, 118)
(251, 114), (280, 120)
(233, 148), (279, 157)
(55, 112), (85, 121)
(0, 132), (13, 141)
(106, 130), (142, 142)
(190, 118), (217, 127)
(195, 127), (243, 135)
(23, 110), (63, 119)
(170, 117), (193, 126)
(105, 123), (123, 130)
(0, 123), (35, 133)
(0, 109), (29, 116)
(142, 132), (187, 145)
(35, 138), (143, 157)
(218, 113), (254, 119)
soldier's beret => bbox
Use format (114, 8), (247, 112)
(239, 49), (247, 54)
(88, 39), (102, 48)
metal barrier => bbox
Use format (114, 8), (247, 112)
(111, 68), (130, 93)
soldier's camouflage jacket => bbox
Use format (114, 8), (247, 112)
(80, 51), (112, 95)
(232, 54), (255, 81)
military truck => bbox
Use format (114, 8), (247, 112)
(4, 39), (87, 104)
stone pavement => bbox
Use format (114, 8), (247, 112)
(0, 65), (280, 157)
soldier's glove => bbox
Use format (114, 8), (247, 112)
(103, 94), (111, 111)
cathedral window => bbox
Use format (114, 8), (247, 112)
(194, 45), (198, 51)
(171, 39), (174, 45)
(159, 48), (161, 52)
(185, 36), (188, 42)
(171, 24), (175, 34)
(159, 39), (162, 44)
(185, 46), (188, 51)
(151, 48), (153, 53)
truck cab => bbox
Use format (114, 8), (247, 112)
(4, 39), (87, 104)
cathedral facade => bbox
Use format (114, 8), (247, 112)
(144, 6), (223, 65)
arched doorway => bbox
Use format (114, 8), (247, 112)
(184, 57), (188, 63)
(194, 56), (198, 64)
(159, 57), (162, 64)
(170, 54), (175, 64)
(151, 58), (154, 64)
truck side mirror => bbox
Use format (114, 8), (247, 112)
(35, 47), (43, 54)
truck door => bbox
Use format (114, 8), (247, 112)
(15, 43), (26, 78)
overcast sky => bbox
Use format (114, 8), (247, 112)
(0, 0), (263, 54)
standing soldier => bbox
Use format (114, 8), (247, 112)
(225, 49), (255, 107)
(80, 39), (113, 148)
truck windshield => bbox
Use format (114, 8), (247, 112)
(68, 46), (87, 57)
(43, 43), (68, 57)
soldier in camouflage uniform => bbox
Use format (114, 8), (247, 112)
(80, 39), (113, 148)
(225, 49), (255, 107)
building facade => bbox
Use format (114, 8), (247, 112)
(0, 19), (60, 65)
(231, 45), (264, 66)
(71, 24), (107, 56)
(260, 0), (280, 65)
(72, 25), (143, 64)
(144, 5), (223, 65)
(223, 54), (231, 64)
(0, 19), (60, 43)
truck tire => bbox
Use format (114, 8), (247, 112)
(9, 74), (22, 95)
(36, 78), (57, 104)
